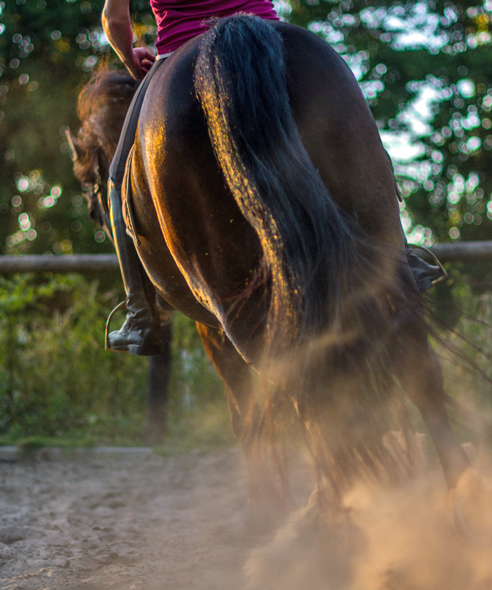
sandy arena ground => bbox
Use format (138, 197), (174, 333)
(0, 448), (267, 590)
(2, 445), (492, 590)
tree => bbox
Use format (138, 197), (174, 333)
(0, 0), (154, 256)
(289, 0), (492, 248)
(2, 0), (492, 257)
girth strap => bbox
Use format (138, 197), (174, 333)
(123, 144), (141, 246)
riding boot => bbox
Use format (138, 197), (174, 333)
(106, 179), (162, 356)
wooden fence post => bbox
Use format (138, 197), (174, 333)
(146, 322), (172, 444)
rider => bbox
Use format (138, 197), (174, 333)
(102, 0), (279, 355)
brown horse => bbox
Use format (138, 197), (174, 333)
(69, 15), (472, 517)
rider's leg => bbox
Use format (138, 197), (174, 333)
(106, 57), (167, 355)
(107, 178), (162, 354)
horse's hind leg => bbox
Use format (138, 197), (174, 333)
(196, 323), (253, 444)
(393, 315), (470, 490)
(196, 323), (286, 514)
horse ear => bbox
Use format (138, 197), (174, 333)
(65, 129), (82, 162)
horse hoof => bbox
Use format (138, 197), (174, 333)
(451, 468), (492, 546)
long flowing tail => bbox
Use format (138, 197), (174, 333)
(194, 15), (418, 489)
(195, 15), (356, 349)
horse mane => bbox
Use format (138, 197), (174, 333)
(72, 64), (137, 187)
(69, 64), (137, 225)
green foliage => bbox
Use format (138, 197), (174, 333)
(289, 0), (492, 247)
(169, 314), (224, 413)
(0, 273), (148, 441)
(0, 273), (226, 445)
(1, 0), (104, 255)
(439, 288), (492, 408)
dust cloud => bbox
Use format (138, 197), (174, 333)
(247, 447), (492, 590)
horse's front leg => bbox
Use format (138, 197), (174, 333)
(394, 331), (470, 490)
(196, 323), (288, 528)
(389, 310), (492, 542)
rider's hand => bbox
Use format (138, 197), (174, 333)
(102, 0), (155, 80)
(127, 47), (156, 80)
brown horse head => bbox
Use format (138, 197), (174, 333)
(67, 67), (137, 228)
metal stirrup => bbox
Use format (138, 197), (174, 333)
(105, 301), (128, 352)
(409, 243), (449, 287)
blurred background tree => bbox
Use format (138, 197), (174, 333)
(289, 0), (492, 249)
(1, 0), (492, 256)
(0, 0), (156, 256)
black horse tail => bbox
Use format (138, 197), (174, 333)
(195, 14), (356, 349)
(195, 15), (416, 488)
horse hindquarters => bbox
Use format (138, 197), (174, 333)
(194, 15), (357, 354)
(194, 15), (419, 492)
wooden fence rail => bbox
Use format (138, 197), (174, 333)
(430, 241), (492, 263)
(1, 241), (492, 274)
(0, 254), (119, 274)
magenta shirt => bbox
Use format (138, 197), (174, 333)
(150, 0), (279, 55)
